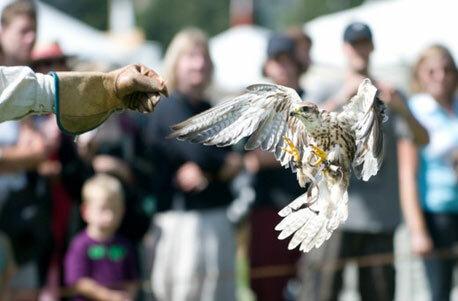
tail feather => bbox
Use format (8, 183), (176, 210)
(276, 210), (309, 240)
(275, 177), (349, 252)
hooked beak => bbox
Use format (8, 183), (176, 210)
(290, 108), (300, 117)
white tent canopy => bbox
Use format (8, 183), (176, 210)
(305, 0), (458, 69)
(210, 25), (271, 93)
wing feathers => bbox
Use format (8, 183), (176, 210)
(170, 84), (307, 165)
(275, 179), (348, 252)
(339, 79), (387, 181)
(169, 80), (386, 253)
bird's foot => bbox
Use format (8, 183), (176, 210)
(282, 136), (301, 166)
(310, 145), (329, 167)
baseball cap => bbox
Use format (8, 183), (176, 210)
(266, 34), (295, 59)
(343, 22), (373, 44)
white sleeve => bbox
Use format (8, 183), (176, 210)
(0, 66), (55, 123)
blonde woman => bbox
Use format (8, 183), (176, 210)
(401, 44), (458, 301)
(143, 28), (241, 301)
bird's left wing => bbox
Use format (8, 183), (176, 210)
(338, 79), (387, 181)
(169, 84), (307, 169)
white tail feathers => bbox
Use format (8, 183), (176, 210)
(275, 178), (348, 252)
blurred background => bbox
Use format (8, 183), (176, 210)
(0, 0), (457, 301)
(4, 0), (456, 96)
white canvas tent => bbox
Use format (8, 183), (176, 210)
(210, 25), (271, 93)
(305, 0), (458, 69)
(302, 0), (458, 91)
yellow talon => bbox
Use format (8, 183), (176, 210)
(310, 145), (328, 167)
(282, 136), (301, 163)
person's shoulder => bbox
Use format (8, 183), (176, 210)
(67, 230), (91, 251)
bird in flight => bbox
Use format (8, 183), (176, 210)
(169, 79), (386, 252)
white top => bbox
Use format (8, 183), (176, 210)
(408, 93), (458, 212)
(0, 66), (55, 123)
(0, 121), (26, 204)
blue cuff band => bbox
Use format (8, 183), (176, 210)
(49, 72), (74, 136)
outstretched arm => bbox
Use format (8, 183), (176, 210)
(0, 64), (167, 134)
(0, 66), (54, 122)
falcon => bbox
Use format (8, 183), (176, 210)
(169, 79), (386, 252)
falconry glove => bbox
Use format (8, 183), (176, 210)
(54, 64), (167, 134)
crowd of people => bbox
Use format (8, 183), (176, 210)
(0, 0), (457, 301)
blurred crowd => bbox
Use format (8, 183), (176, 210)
(0, 1), (457, 301)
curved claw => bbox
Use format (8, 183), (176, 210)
(309, 145), (328, 167)
(282, 136), (301, 164)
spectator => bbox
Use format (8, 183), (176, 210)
(143, 27), (242, 301)
(0, 122), (47, 299)
(245, 33), (305, 301)
(262, 33), (304, 95)
(286, 26), (312, 75)
(401, 44), (458, 301)
(64, 174), (139, 301)
(0, 0), (36, 66)
(78, 112), (152, 245)
(0, 1), (49, 298)
(76, 86), (153, 297)
(298, 22), (428, 301)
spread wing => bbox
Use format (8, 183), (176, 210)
(169, 84), (308, 170)
(338, 78), (387, 181)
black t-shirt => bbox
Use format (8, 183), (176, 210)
(143, 91), (234, 212)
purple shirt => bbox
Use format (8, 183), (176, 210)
(64, 230), (138, 300)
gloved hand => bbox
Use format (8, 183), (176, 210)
(111, 64), (168, 113)
(56, 64), (168, 134)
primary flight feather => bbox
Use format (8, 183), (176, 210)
(169, 79), (387, 252)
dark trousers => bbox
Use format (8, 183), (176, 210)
(423, 212), (458, 301)
(249, 207), (302, 301)
(299, 230), (395, 301)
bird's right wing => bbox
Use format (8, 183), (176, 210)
(169, 84), (308, 170)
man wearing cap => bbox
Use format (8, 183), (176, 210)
(298, 22), (428, 301)
(246, 33), (305, 301)
(262, 33), (305, 97)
